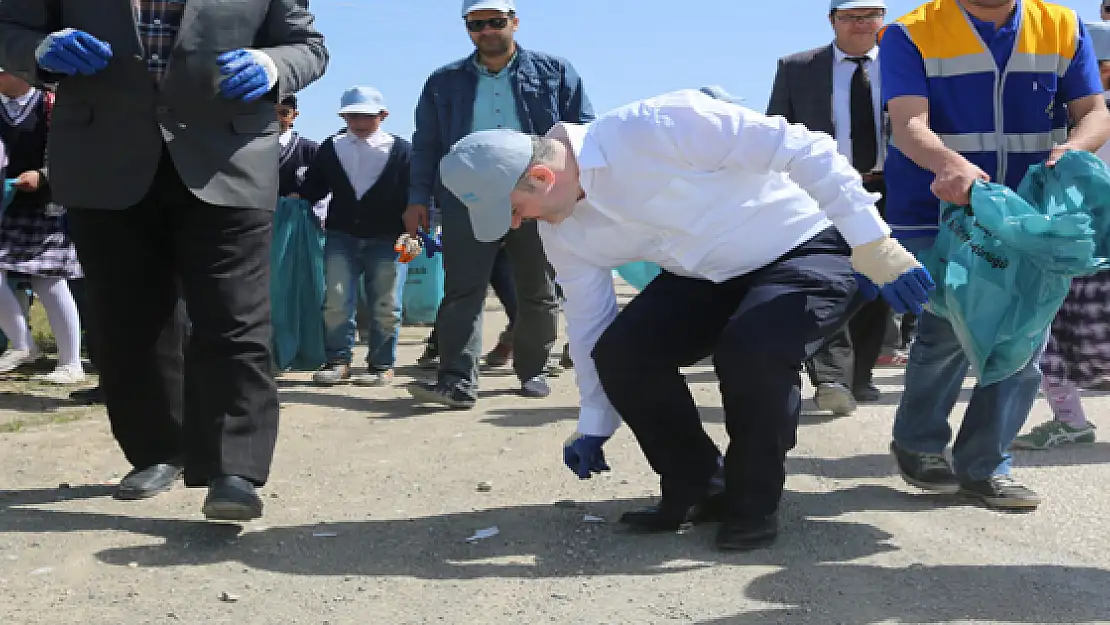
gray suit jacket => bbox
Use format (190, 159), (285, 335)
(0, 0), (328, 210)
(766, 44), (835, 135)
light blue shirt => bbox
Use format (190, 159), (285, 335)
(471, 55), (523, 132)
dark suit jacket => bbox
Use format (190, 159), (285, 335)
(0, 0), (329, 210)
(766, 44), (835, 135)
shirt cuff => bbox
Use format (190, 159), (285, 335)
(246, 49), (279, 90)
(577, 405), (622, 438)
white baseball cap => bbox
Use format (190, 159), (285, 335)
(829, 0), (886, 10)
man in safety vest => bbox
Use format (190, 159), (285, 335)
(880, 0), (1110, 510)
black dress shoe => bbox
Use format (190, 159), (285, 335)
(69, 385), (105, 405)
(115, 461), (184, 500)
(202, 476), (263, 521)
(715, 513), (779, 551)
(620, 492), (728, 533)
(853, 384), (881, 403)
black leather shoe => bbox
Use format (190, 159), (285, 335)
(620, 492), (727, 533)
(715, 513), (779, 552)
(114, 461), (183, 500)
(202, 476), (263, 521)
(69, 385), (105, 405)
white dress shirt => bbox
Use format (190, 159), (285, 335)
(538, 89), (889, 438)
(333, 129), (395, 199)
(278, 128), (294, 148)
(831, 44), (883, 170)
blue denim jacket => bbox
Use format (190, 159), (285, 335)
(408, 46), (595, 209)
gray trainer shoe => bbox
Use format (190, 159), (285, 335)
(312, 362), (351, 385)
(815, 382), (857, 416)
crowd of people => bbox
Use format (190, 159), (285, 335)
(0, 0), (1107, 552)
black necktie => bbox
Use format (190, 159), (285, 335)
(848, 56), (878, 173)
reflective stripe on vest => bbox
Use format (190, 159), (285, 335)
(890, 129), (1067, 154)
(923, 51), (1069, 78)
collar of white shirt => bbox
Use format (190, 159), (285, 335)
(339, 129), (392, 149)
(0, 89), (35, 109)
(278, 129), (294, 147)
(832, 43), (878, 64)
(558, 122), (634, 224)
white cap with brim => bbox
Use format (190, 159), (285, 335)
(440, 129), (533, 243)
(1089, 21), (1110, 63)
(338, 86), (386, 116)
(830, 0), (886, 10)
(461, 0), (515, 17)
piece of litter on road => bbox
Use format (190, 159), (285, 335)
(465, 527), (500, 542)
(29, 567), (52, 576)
(312, 532), (338, 538)
(127, 562), (138, 568)
(218, 591), (240, 603)
(476, 481), (492, 492)
(582, 515), (606, 523)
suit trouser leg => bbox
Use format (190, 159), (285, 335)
(67, 209), (185, 471)
(592, 271), (729, 504)
(849, 297), (889, 389)
(69, 153), (278, 486)
(502, 221), (557, 382)
(804, 329), (852, 387)
(436, 205), (500, 394)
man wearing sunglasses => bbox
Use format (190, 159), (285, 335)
(405, 0), (594, 408)
(1102, 2), (1110, 21)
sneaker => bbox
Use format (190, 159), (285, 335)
(484, 340), (513, 368)
(890, 441), (960, 494)
(0, 346), (39, 373)
(416, 343), (438, 369)
(520, 375), (552, 398)
(960, 475), (1041, 510)
(353, 368), (394, 387)
(407, 381), (476, 409)
(815, 383), (856, 416)
(36, 364), (86, 385)
(1011, 420), (1096, 450)
(312, 362), (350, 385)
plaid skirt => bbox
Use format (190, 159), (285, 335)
(1041, 271), (1110, 387)
(0, 203), (82, 279)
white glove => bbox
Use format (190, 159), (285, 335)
(850, 236), (921, 286)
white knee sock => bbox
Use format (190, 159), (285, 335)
(0, 272), (32, 351)
(33, 277), (82, 368)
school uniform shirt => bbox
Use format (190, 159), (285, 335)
(539, 89), (890, 438)
(333, 129), (395, 199)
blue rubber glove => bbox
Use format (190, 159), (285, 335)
(879, 266), (935, 315)
(217, 49), (276, 102)
(2, 179), (16, 212)
(35, 29), (113, 76)
(563, 433), (610, 479)
(853, 272), (880, 302)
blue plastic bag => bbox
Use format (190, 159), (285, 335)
(270, 197), (327, 371)
(403, 250), (444, 325)
(918, 151), (1110, 385)
(614, 261), (662, 291)
(2, 179), (15, 212)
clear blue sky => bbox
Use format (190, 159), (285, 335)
(292, 0), (1101, 142)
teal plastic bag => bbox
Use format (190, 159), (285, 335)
(919, 151), (1110, 385)
(2, 179), (15, 212)
(615, 261), (662, 291)
(402, 251), (444, 325)
(270, 197), (327, 371)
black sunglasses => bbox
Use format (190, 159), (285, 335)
(465, 16), (511, 32)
